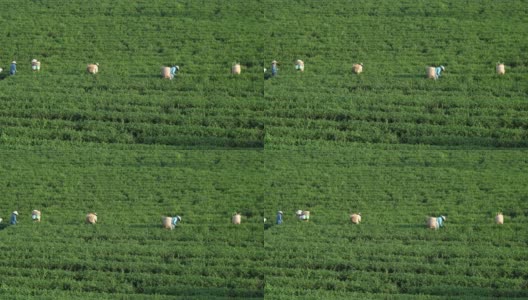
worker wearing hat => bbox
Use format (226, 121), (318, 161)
(31, 59), (40, 72)
(10, 61), (16, 75)
(169, 65), (179, 80)
(437, 215), (446, 228)
(435, 65), (445, 80)
(295, 59), (304, 72)
(171, 215), (181, 229)
(276, 211), (283, 225)
(10, 211), (18, 225)
(271, 60), (278, 77)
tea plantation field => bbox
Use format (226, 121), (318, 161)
(1, 0), (265, 299)
(1, 0), (528, 299)
(264, 147), (528, 299)
(0, 145), (264, 299)
(0, 0), (264, 149)
(264, 0), (528, 149)
(262, 0), (528, 299)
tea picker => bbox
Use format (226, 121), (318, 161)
(87, 63), (99, 74)
(276, 211), (283, 225)
(170, 216), (181, 229)
(495, 212), (504, 224)
(10, 61), (16, 75)
(170, 65), (179, 79)
(232, 63), (241, 75)
(86, 212), (98, 224)
(427, 215), (446, 229)
(271, 60), (278, 77)
(31, 210), (41, 222)
(232, 212), (242, 225)
(295, 59), (304, 72)
(31, 59), (41, 72)
(162, 215), (181, 230)
(296, 210), (309, 221)
(435, 65), (445, 79)
(496, 63), (506, 75)
(352, 63), (363, 74)
(10, 211), (18, 225)
(436, 215), (446, 228)
(350, 213), (361, 224)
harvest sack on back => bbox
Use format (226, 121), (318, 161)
(496, 63), (505, 75)
(232, 212), (241, 224)
(427, 217), (438, 229)
(426, 67), (435, 79)
(350, 213), (361, 224)
(162, 216), (172, 229)
(87, 64), (99, 74)
(352, 63), (363, 74)
(232, 63), (241, 74)
(161, 67), (171, 79)
(86, 213), (97, 224)
(495, 212), (504, 224)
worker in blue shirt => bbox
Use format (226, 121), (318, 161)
(10, 61), (16, 75)
(437, 215), (446, 228)
(170, 65), (179, 80)
(10, 211), (18, 225)
(271, 60), (278, 76)
(435, 65), (445, 79)
(171, 215), (181, 229)
(276, 211), (283, 225)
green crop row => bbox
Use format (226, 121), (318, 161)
(263, 0), (528, 149)
(1, 0), (527, 299)
(0, 142), (265, 298)
(0, 145), (264, 224)
(263, 145), (528, 297)
(0, 0), (265, 150)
